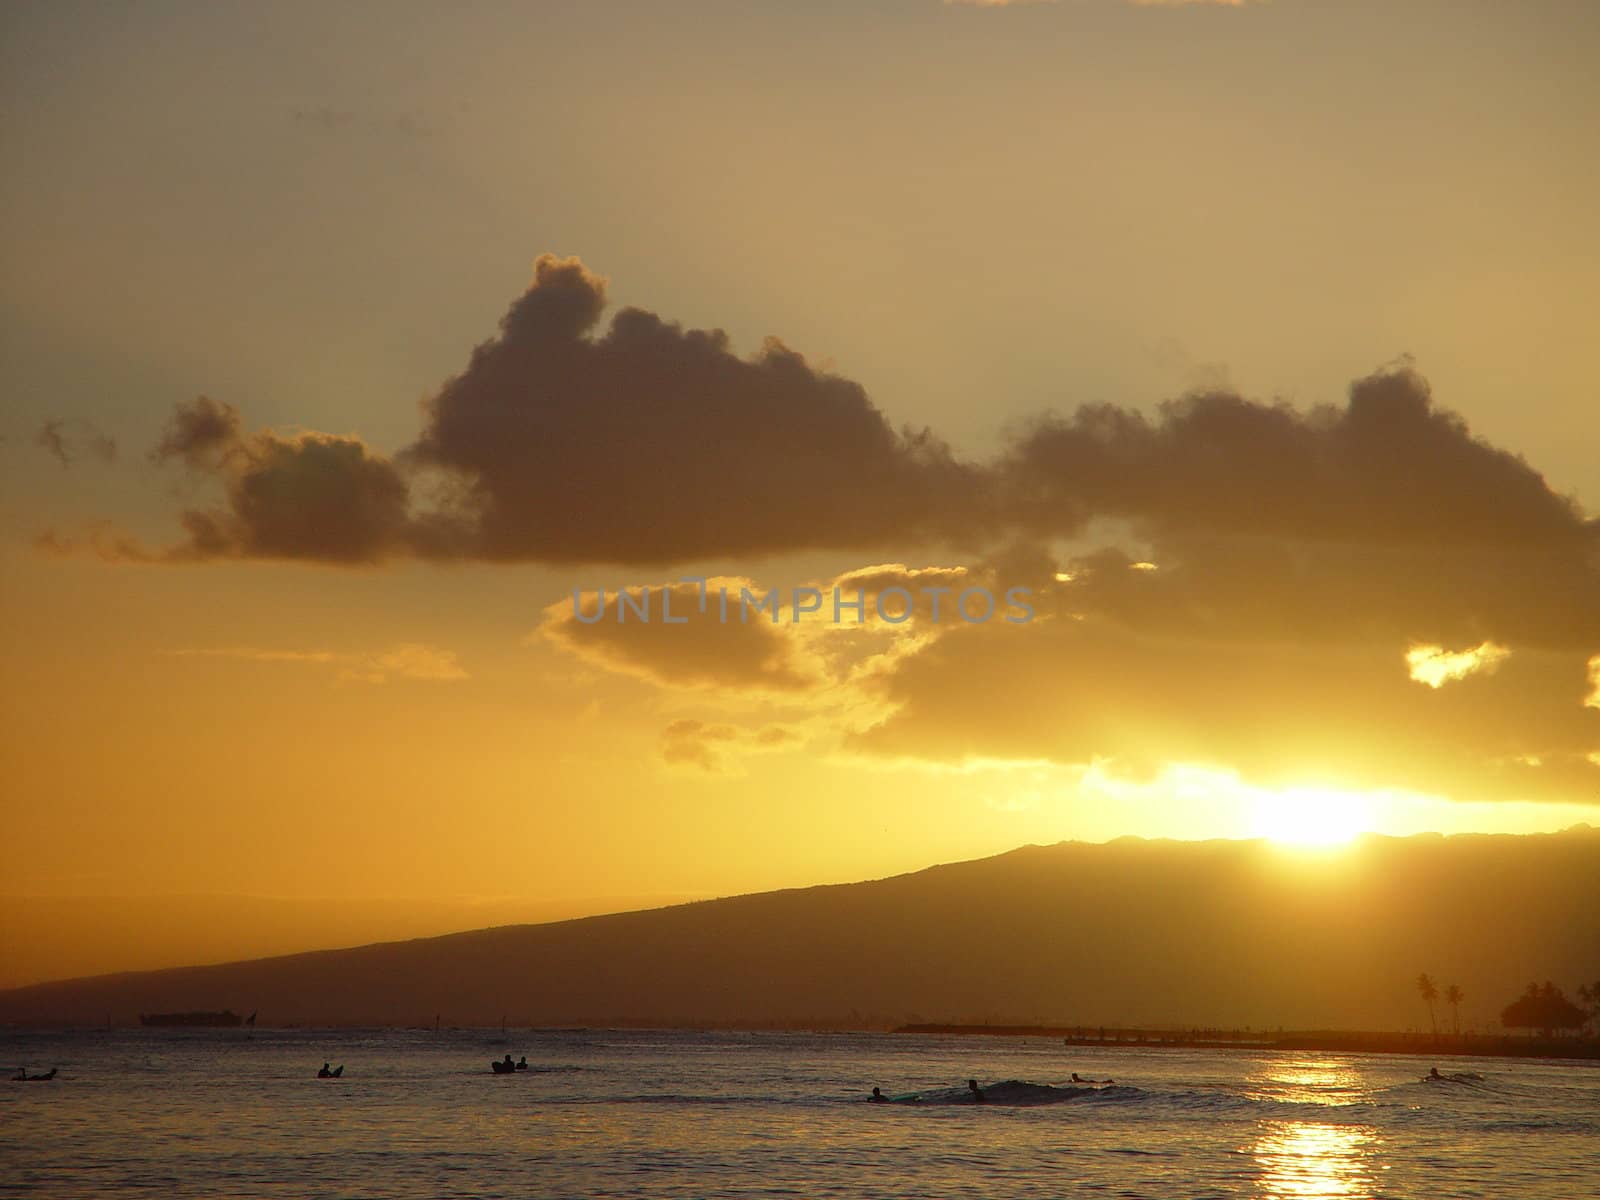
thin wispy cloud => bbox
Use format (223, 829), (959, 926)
(35, 418), (116, 468)
(171, 643), (466, 684)
(659, 720), (802, 775)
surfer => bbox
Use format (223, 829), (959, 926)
(967, 1079), (985, 1103)
(516, 1056), (528, 1070)
(1072, 1072), (1114, 1085)
(317, 1063), (343, 1078)
(869, 1087), (886, 1102)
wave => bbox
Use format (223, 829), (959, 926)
(885, 1080), (1141, 1106)
(1389, 1072), (1533, 1100)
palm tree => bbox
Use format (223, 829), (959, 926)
(1443, 984), (1464, 1036)
(1417, 973), (1438, 1037)
(1578, 981), (1600, 1035)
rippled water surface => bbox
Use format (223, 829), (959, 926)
(3, 1028), (1595, 1198)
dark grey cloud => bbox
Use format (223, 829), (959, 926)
(125, 255), (986, 565)
(116, 263), (1594, 582)
(40, 253), (1600, 806)
(145, 397), (422, 564)
(1001, 365), (1593, 551)
(406, 254), (986, 563)
(57, 259), (1600, 665)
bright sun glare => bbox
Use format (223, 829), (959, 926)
(1252, 788), (1374, 847)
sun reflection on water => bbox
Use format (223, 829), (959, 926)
(1253, 1121), (1380, 1199)
(1247, 1058), (1364, 1106)
(1248, 1058), (1383, 1199)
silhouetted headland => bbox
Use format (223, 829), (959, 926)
(3, 832), (1596, 1040)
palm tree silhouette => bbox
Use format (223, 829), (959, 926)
(1417, 973), (1438, 1037)
(1579, 981), (1600, 1035)
(1443, 984), (1463, 1036)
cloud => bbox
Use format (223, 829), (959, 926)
(819, 524), (1599, 804)
(36, 418), (116, 468)
(33, 522), (154, 562)
(110, 255), (983, 565)
(79, 263), (1598, 598)
(1406, 642), (1511, 689)
(1000, 365), (1593, 552)
(337, 643), (470, 684)
(844, 596), (1600, 805)
(405, 254), (984, 563)
(537, 558), (1040, 698)
(659, 719), (801, 774)
(151, 395), (240, 468)
(103, 263), (1592, 587)
(171, 643), (466, 684)
(145, 397), (431, 564)
(530, 548), (1599, 804)
(44, 256), (1600, 807)
(538, 578), (830, 695)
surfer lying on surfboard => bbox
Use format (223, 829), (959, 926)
(1426, 1067), (1483, 1083)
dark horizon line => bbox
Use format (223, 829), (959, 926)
(8, 1018), (1599, 1062)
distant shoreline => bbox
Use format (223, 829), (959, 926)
(898, 1024), (1600, 1062)
(7, 1019), (1598, 1062)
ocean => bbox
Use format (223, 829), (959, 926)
(3, 1028), (1595, 1198)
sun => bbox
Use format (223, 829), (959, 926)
(1252, 787), (1374, 847)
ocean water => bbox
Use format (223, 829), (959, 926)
(2, 1028), (1595, 1198)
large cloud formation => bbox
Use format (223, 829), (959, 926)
(845, 573), (1600, 804)
(120, 258), (1596, 583)
(133, 256), (983, 565)
(846, 365), (1600, 797)
(1002, 369), (1591, 552)
(60, 255), (1600, 805)
(406, 255), (982, 562)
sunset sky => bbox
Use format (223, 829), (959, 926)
(2, 0), (1597, 980)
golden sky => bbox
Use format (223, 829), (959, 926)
(2, 0), (1598, 976)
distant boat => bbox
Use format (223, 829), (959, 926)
(139, 1010), (245, 1028)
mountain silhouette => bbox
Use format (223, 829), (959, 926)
(2, 831), (1595, 1030)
